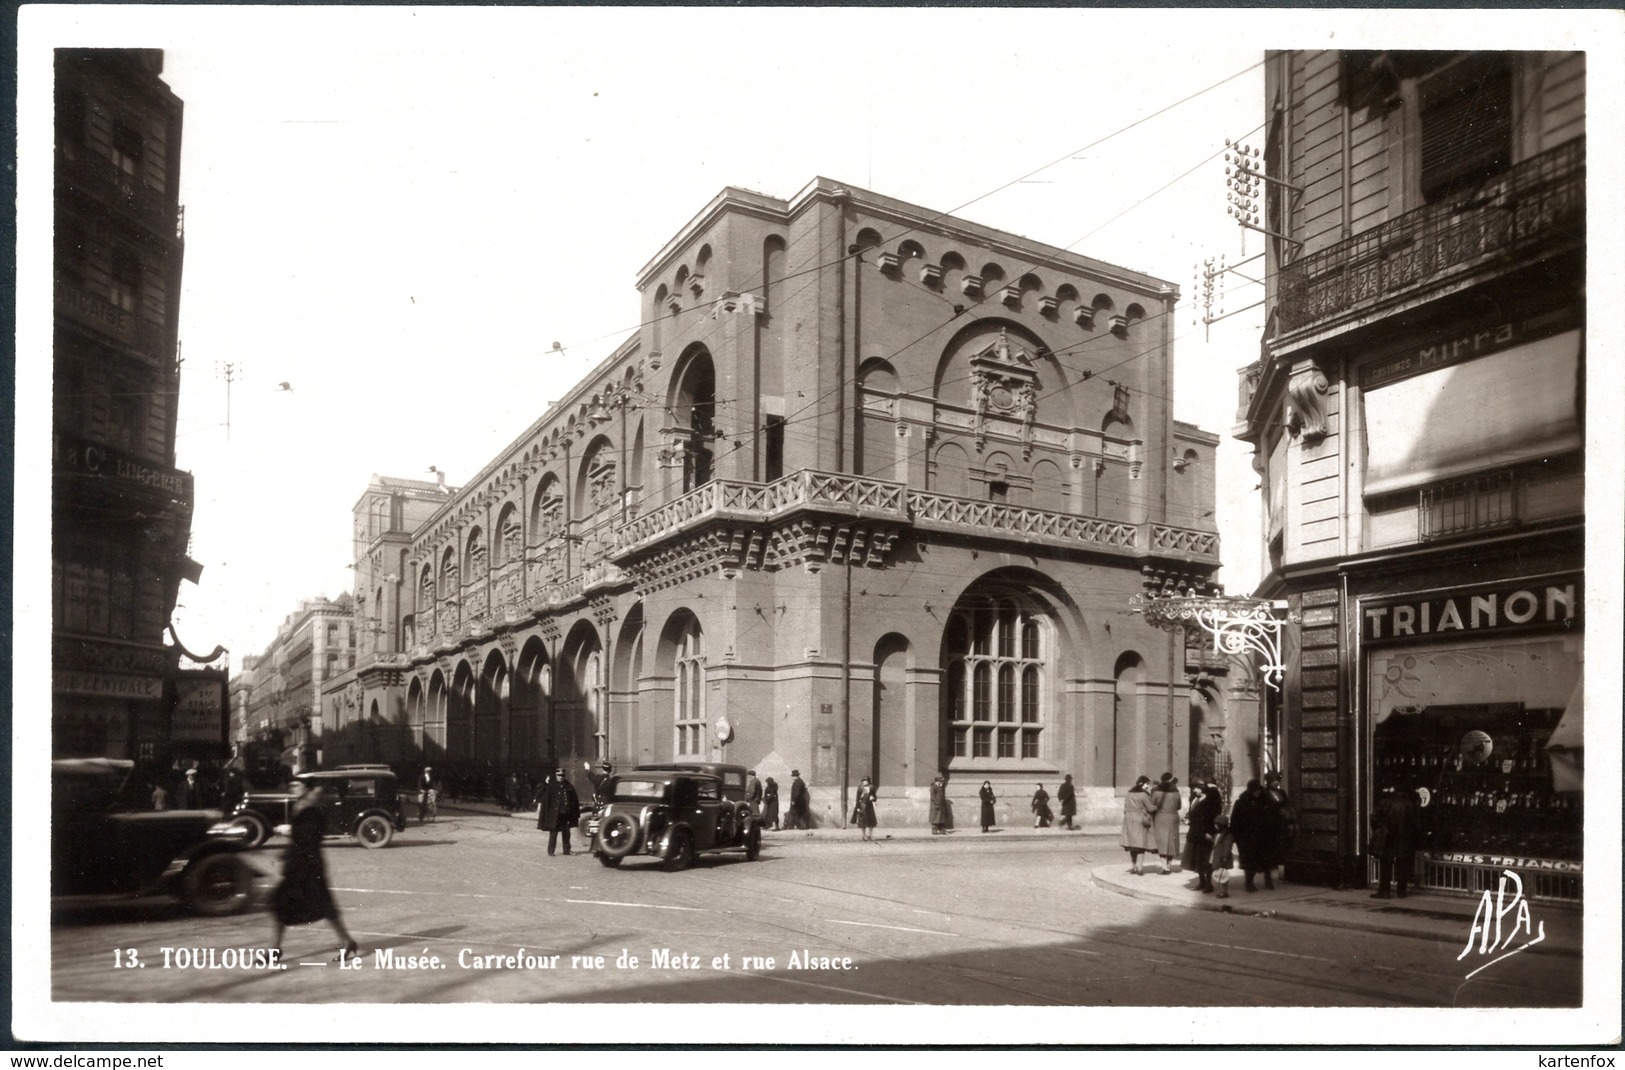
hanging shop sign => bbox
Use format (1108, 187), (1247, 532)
(1361, 574), (1580, 644)
(172, 673), (228, 744)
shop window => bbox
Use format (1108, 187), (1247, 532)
(1368, 632), (1582, 863)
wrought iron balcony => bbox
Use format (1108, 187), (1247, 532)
(1277, 138), (1584, 337)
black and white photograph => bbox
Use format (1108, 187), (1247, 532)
(13, 3), (1623, 1053)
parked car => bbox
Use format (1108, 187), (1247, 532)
(51, 758), (253, 916)
(591, 770), (761, 870)
(230, 768), (406, 849)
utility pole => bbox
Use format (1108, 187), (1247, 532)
(215, 361), (242, 440)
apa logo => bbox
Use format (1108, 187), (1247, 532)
(1459, 869), (1546, 979)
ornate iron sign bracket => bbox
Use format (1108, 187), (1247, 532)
(1131, 593), (1299, 690)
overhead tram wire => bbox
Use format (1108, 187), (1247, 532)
(476, 57), (1270, 375)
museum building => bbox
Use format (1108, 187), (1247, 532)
(1234, 51), (1585, 898)
(327, 178), (1229, 826)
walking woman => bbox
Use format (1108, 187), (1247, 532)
(762, 776), (780, 831)
(978, 781), (998, 833)
(1181, 784), (1222, 891)
(1031, 784), (1053, 828)
(271, 780), (357, 959)
(1120, 775), (1156, 874)
(1149, 773), (1184, 874)
(851, 777), (878, 841)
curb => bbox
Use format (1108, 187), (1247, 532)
(1088, 870), (1583, 957)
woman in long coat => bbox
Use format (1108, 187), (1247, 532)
(761, 777), (780, 831)
(1149, 774), (1184, 874)
(1031, 784), (1052, 828)
(928, 776), (949, 834)
(1120, 775), (1156, 873)
(978, 781), (997, 833)
(271, 782), (357, 958)
(1057, 774), (1077, 831)
(1181, 785), (1222, 891)
(851, 777), (878, 841)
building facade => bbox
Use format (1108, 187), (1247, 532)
(52, 49), (222, 759)
(332, 179), (1227, 826)
(1234, 51), (1584, 897)
(228, 596), (357, 772)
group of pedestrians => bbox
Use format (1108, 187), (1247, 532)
(1120, 771), (1298, 895)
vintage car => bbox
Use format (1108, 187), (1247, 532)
(230, 768), (406, 849)
(579, 761), (751, 841)
(592, 770), (761, 870)
(51, 759), (254, 916)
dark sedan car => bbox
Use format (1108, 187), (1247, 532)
(230, 768), (406, 848)
(592, 771), (761, 870)
(51, 759), (253, 916)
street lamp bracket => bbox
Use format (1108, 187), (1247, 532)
(1130, 593), (1298, 690)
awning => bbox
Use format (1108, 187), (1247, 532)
(1545, 679), (1583, 793)
(1363, 330), (1581, 497)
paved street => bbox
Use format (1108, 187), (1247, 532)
(51, 811), (1581, 1008)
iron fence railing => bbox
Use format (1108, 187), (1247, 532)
(1279, 138), (1584, 335)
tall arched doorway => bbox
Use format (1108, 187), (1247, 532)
(870, 634), (911, 788)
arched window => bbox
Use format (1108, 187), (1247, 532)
(495, 503), (521, 566)
(944, 590), (1049, 764)
(674, 623), (705, 756)
(586, 650), (606, 761)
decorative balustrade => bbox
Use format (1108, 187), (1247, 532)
(1149, 524), (1219, 558)
(1278, 138), (1584, 336)
(908, 491), (1140, 550)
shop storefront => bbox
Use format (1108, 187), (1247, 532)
(1361, 572), (1583, 901)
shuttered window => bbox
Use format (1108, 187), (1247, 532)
(1419, 54), (1512, 202)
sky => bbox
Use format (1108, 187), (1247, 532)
(14, 3), (1625, 1049)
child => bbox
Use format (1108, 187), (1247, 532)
(1210, 814), (1236, 899)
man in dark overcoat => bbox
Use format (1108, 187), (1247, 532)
(537, 768), (582, 856)
(788, 770), (810, 830)
(928, 775), (948, 834)
(1228, 779), (1275, 891)
(1369, 785), (1421, 898)
(1057, 774), (1077, 830)
(746, 770), (764, 815)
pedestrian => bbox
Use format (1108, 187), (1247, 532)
(151, 780), (171, 811)
(417, 766), (436, 823)
(1031, 784), (1052, 828)
(175, 767), (199, 810)
(271, 780), (358, 960)
(1120, 775), (1155, 874)
(761, 776), (780, 831)
(1229, 779), (1274, 891)
(1057, 774), (1077, 830)
(928, 775), (949, 835)
(1369, 784), (1421, 899)
(978, 781), (997, 833)
(1210, 814), (1236, 898)
(851, 777), (878, 841)
(1263, 771), (1298, 883)
(536, 767), (582, 857)
(1182, 784), (1222, 892)
(788, 770), (810, 830)
(1149, 773), (1183, 874)
(747, 770), (764, 816)
(219, 764), (245, 814)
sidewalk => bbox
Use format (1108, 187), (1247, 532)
(437, 801), (1582, 956)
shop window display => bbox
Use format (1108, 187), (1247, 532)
(1368, 634), (1581, 862)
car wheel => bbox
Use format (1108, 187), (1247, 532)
(597, 813), (640, 859)
(231, 814), (269, 848)
(356, 814), (394, 849)
(744, 824), (761, 861)
(663, 830), (695, 872)
(183, 853), (252, 916)
(597, 854), (623, 868)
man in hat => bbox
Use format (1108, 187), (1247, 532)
(787, 770), (810, 831)
(928, 774), (949, 834)
(746, 770), (764, 816)
(537, 767), (582, 856)
(176, 767), (200, 810)
(418, 766), (436, 823)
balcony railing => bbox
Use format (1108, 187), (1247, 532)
(1278, 138), (1584, 336)
(908, 491), (1138, 551)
